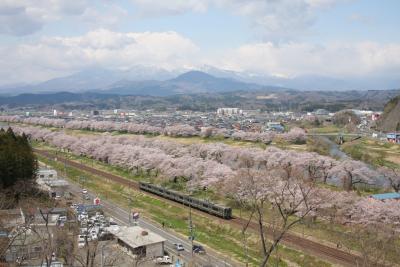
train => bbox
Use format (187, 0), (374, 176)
(139, 182), (232, 219)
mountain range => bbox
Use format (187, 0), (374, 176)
(0, 69), (287, 96)
(0, 66), (398, 96)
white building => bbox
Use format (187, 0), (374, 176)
(36, 169), (68, 198)
(217, 107), (243, 115)
(108, 226), (166, 259)
(37, 169), (58, 181)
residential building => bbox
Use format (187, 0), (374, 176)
(387, 133), (400, 144)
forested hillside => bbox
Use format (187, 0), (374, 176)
(377, 95), (400, 132)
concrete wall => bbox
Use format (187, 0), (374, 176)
(146, 242), (164, 258)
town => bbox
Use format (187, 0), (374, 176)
(1, 1), (400, 266)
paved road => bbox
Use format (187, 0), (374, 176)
(67, 182), (234, 267)
(37, 148), (369, 267)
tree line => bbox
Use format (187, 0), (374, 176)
(0, 127), (37, 189)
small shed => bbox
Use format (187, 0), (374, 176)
(108, 226), (166, 259)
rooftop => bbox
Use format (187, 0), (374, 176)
(108, 226), (166, 248)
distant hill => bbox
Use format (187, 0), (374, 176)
(1, 89), (399, 113)
(100, 71), (281, 96)
(377, 95), (400, 132)
(1, 65), (399, 96)
(0, 92), (116, 108)
(0, 69), (285, 96)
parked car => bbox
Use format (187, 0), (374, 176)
(174, 243), (184, 251)
(84, 194), (90, 200)
(58, 215), (67, 222)
(192, 245), (206, 254)
(155, 255), (172, 264)
(91, 232), (98, 241)
(82, 189), (88, 194)
(78, 240), (85, 248)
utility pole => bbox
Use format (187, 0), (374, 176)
(64, 155), (67, 178)
(128, 197), (133, 225)
(189, 203), (194, 257)
(101, 244), (105, 267)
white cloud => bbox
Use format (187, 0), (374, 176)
(0, 27), (399, 86)
(215, 41), (400, 78)
(131, 0), (208, 16)
(131, 0), (345, 40)
(81, 4), (128, 30)
(0, 29), (199, 84)
(0, 0), (88, 35)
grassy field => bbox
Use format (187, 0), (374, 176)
(32, 143), (373, 251)
(36, 142), (400, 264)
(37, 151), (333, 267)
(26, 125), (400, 265)
(34, 144), (376, 261)
(342, 137), (400, 169)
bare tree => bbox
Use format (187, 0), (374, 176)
(227, 167), (321, 267)
(378, 166), (400, 192)
(341, 224), (400, 267)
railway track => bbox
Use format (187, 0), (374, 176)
(34, 148), (377, 266)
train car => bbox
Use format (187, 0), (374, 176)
(139, 182), (232, 219)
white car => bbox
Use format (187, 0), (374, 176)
(78, 240), (85, 248)
(155, 256), (172, 264)
(78, 214), (88, 222)
(80, 228), (88, 235)
(91, 233), (98, 241)
(82, 189), (88, 194)
(58, 215), (67, 222)
(174, 243), (184, 251)
(90, 228), (98, 235)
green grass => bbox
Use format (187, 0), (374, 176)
(37, 152), (332, 267)
(308, 125), (342, 134)
(34, 143), (379, 253)
(342, 137), (400, 169)
(29, 127), (400, 265)
(35, 141), (400, 260)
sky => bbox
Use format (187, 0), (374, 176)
(0, 0), (399, 86)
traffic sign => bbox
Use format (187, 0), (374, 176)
(94, 197), (101, 205)
(132, 212), (139, 220)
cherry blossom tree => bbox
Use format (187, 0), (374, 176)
(225, 167), (322, 266)
(279, 127), (306, 144)
(378, 166), (400, 192)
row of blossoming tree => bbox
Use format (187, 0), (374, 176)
(6, 121), (400, 266)
(0, 115), (307, 144)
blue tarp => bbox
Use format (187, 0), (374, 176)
(371, 192), (400, 200)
